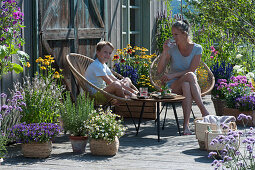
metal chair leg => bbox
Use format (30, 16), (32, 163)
(162, 103), (168, 130)
(172, 103), (181, 136)
(191, 108), (196, 119)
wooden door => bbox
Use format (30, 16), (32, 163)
(39, 0), (105, 98)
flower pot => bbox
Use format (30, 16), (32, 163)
(90, 137), (119, 156)
(0, 158), (3, 165)
(223, 107), (255, 126)
(21, 141), (52, 158)
(69, 136), (88, 153)
(211, 97), (226, 116)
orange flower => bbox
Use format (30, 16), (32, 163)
(26, 62), (31, 67)
(40, 66), (46, 70)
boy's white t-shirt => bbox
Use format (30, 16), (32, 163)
(85, 58), (113, 94)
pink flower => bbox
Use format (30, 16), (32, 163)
(210, 56), (214, 59)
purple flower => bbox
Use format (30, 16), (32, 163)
(208, 151), (217, 158)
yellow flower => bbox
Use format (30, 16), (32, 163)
(141, 47), (148, 52)
(127, 44), (132, 48)
(26, 62), (31, 67)
(53, 71), (60, 79)
(59, 69), (63, 72)
(36, 57), (43, 63)
(45, 55), (51, 59)
(144, 63), (148, 67)
(44, 61), (50, 66)
(40, 66), (46, 70)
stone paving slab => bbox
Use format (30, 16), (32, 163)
(1, 95), (217, 170)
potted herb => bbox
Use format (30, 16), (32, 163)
(8, 122), (61, 158)
(85, 108), (126, 156)
(60, 92), (94, 153)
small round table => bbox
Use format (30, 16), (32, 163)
(131, 95), (185, 142)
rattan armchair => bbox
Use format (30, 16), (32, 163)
(149, 55), (215, 132)
(150, 55), (215, 96)
(65, 53), (138, 107)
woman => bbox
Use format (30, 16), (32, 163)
(157, 20), (209, 135)
(85, 41), (138, 100)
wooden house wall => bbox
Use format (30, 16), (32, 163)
(0, 0), (166, 100)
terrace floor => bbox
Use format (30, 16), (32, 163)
(2, 95), (217, 170)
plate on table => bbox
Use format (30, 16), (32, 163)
(159, 93), (177, 99)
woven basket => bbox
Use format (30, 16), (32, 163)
(21, 141), (52, 158)
(195, 118), (236, 150)
(205, 130), (239, 151)
(90, 137), (119, 156)
(195, 118), (236, 141)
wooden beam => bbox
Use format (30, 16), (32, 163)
(42, 28), (104, 40)
(89, 0), (105, 28)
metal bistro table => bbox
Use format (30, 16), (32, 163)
(131, 95), (185, 142)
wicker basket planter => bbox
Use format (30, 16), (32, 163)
(195, 118), (236, 150)
(69, 136), (88, 153)
(21, 141), (52, 158)
(205, 130), (239, 151)
(90, 137), (119, 156)
(223, 107), (255, 126)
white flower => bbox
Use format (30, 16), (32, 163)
(237, 68), (244, 74)
(233, 65), (241, 70)
(236, 54), (243, 59)
(246, 72), (255, 80)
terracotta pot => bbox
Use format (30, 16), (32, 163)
(223, 107), (255, 126)
(90, 136), (119, 156)
(69, 136), (88, 153)
(211, 97), (226, 116)
(21, 141), (52, 158)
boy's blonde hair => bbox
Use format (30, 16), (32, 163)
(96, 41), (114, 52)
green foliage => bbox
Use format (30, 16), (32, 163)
(0, 133), (7, 158)
(0, 0), (29, 78)
(85, 108), (126, 142)
(184, 0), (255, 70)
(61, 92), (95, 136)
(155, 10), (175, 54)
(14, 76), (65, 124)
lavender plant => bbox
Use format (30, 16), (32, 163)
(0, 0), (29, 78)
(8, 122), (62, 143)
(0, 91), (25, 136)
(209, 114), (255, 169)
(60, 92), (94, 136)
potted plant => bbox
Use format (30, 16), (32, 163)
(216, 75), (255, 125)
(85, 108), (127, 156)
(60, 92), (94, 153)
(210, 60), (233, 116)
(8, 122), (61, 158)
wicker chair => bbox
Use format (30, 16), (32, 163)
(149, 55), (215, 133)
(150, 55), (215, 96)
(65, 53), (138, 108)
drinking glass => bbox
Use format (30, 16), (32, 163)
(139, 87), (148, 97)
(167, 38), (176, 48)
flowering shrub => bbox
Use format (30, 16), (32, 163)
(0, 0), (29, 78)
(113, 45), (157, 92)
(209, 114), (255, 169)
(235, 95), (255, 111)
(0, 91), (25, 136)
(215, 76), (253, 108)
(210, 60), (233, 98)
(8, 122), (62, 143)
(85, 108), (127, 143)
(13, 55), (65, 123)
